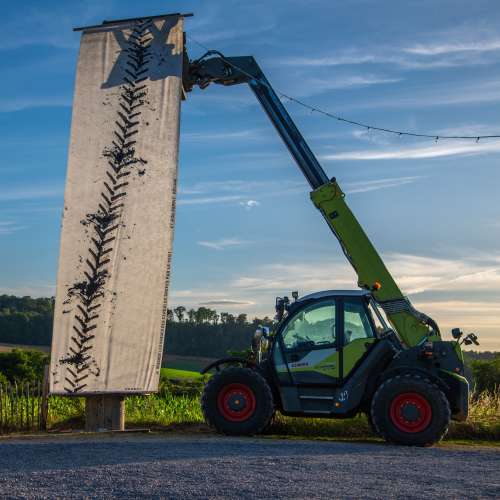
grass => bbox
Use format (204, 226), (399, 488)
(162, 355), (215, 373)
(160, 368), (202, 380)
(0, 367), (490, 444)
(42, 370), (500, 445)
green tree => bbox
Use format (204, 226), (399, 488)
(236, 313), (247, 326)
(0, 349), (49, 383)
(174, 306), (186, 322)
(470, 355), (500, 393)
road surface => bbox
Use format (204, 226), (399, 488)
(0, 434), (498, 498)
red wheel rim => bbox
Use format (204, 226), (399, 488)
(217, 383), (256, 422)
(390, 392), (432, 433)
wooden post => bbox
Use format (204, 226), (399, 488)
(40, 365), (50, 431)
(85, 395), (125, 432)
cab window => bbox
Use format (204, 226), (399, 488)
(281, 301), (336, 350)
(343, 300), (374, 345)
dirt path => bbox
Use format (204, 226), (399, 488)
(0, 433), (498, 498)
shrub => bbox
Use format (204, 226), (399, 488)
(0, 349), (49, 383)
(470, 355), (500, 393)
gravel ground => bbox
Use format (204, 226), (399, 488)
(0, 433), (498, 499)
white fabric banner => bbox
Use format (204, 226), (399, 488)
(50, 15), (184, 394)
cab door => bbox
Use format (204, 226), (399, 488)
(277, 300), (340, 385)
(341, 298), (377, 379)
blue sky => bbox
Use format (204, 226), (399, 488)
(1, 0), (500, 350)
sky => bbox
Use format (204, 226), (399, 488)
(1, 0), (500, 350)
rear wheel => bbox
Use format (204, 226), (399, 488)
(201, 367), (274, 435)
(371, 374), (450, 446)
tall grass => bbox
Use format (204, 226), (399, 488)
(447, 389), (500, 440)
(43, 386), (500, 442)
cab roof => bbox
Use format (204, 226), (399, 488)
(297, 289), (371, 302)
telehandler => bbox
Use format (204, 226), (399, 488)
(184, 51), (478, 446)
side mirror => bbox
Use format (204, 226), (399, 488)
(261, 326), (270, 339)
(275, 297), (285, 321)
(463, 333), (479, 346)
(451, 328), (462, 340)
(292, 291), (299, 301)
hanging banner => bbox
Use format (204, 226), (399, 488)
(50, 15), (184, 394)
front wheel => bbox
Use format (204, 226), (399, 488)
(201, 367), (274, 435)
(371, 374), (450, 446)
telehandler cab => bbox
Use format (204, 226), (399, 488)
(184, 51), (477, 446)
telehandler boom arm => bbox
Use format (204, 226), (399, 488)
(185, 51), (439, 347)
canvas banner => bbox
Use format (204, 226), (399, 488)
(50, 15), (184, 394)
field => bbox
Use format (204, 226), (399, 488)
(42, 367), (500, 443)
(162, 354), (216, 372)
(0, 351), (497, 443)
(0, 343), (50, 353)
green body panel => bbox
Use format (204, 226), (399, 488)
(342, 338), (376, 376)
(288, 350), (340, 378)
(310, 181), (432, 348)
(439, 369), (468, 384)
(310, 351), (339, 378)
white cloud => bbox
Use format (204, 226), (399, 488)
(0, 185), (63, 202)
(302, 75), (403, 93)
(178, 180), (305, 206)
(197, 238), (251, 251)
(321, 140), (500, 161)
(191, 23), (275, 44)
(182, 129), (265, 142)
(0, 221), (25, 236)
(403, 39), (500, 56)
(177, 195), (246, 206)
(200, 299), (255, 306)
(240, 200), (260, 210)
(344, 176), (422, 194)
(171, 251), (500, 346)
(0, 283), (55, 297)
(0, 96), (72, 113)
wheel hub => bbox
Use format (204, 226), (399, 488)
(217, 383), (256, 422)
(390, 392), (432, 433)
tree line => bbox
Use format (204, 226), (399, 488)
(166, 305), (273, 327)
(0, 295), (272, 358)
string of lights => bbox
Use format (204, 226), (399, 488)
(186, 34), (500, 142)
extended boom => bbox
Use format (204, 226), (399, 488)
(185, 51), (438, 348)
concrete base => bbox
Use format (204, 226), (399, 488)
(85, 395), (125, 432)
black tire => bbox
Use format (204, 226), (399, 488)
(371, 373), (450, 446)
(201, 367), (274, 436)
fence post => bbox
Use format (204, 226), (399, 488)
(40, 365), (50, 431)
(85, 395), (125, 432)
(0, 383), (3, 434)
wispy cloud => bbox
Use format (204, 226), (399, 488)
(302, 75), (403, 94)
(200, 299), (255, 306)
(321, 140), (500, 161)
(197, 238), (251, 251)
(0, 185), (63, 202)
(1, 1), (113, 51)
(0, 221), (25, 236)
(182, 129), (265, 142)
(0, 283), (55, 297)
(178, 180), (305, 207)
(0, 96), (72, 113)
(191, 23), (275, 44)
(344, 176), (422, 193)
(403, 38), (500, 56)
(178, 195), (246, 206)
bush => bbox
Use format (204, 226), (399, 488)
(0, 349), (49, 383)
(470, 355), (500, 393)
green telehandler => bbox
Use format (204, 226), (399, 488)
(184, 51), (478, 446)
